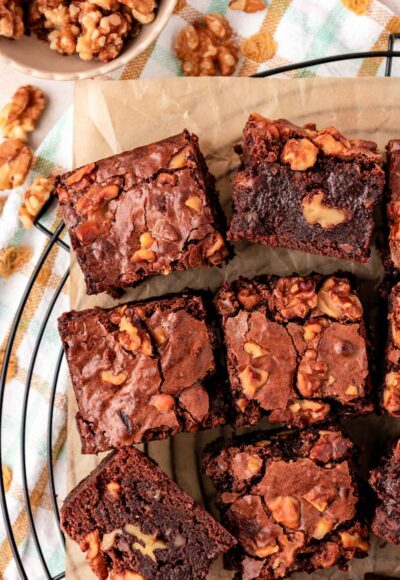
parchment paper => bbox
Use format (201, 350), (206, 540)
(67, 77), (400, 579)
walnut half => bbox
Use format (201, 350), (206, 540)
(0, 85), (45, 141)
(19, 175), (55, 228)
(0, 139), (33, 191)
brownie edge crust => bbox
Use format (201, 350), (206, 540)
(229, 114), (384, 263)
(203, 426), (369, 580)
(56, 130), (229, 296)
(61, 446), (236, 580)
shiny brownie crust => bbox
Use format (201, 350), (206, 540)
(228, 114), (384, 263)
(56, 130), (229, 296)
(203, 426), (369, 580)
(381, 282), (400, 416)
(61, 446), (236, 580)
(58, 292), (229, 453)
(215, 273), (373, 428)
(369, 439), (400, 546)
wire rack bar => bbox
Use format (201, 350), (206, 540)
(47, 346), (67, 548)
(1, 43), (399, 579)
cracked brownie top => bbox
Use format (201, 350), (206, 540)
(56, 130), (229, 295)
(215, 273), (372, 427)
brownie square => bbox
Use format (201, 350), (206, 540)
(59, 292), (229, 453)
(215, 274), (373, 427)
(56, 130), (229, 296)
(381, 282), (400, 416)
(61, 446), (236, 580)
(228, 114), (384, 263)
(369, 439), (400, 546)
(203, 426), (369, 579)
(385, 140), (400, 271)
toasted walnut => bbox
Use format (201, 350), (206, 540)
(175, 14), (238, 77)
(238, 287), (260, 310)
(139, 231), (155, 249)
(287, 399), (331, 424)
(119, 0), (156, 24)
(76, 183), (119, 214)
(317, 277), (362, 321)
(168, 145), (189, 169)
(241, 31), (277, 63)
(302, 192), (348, 229)
(268, 496), (300, 529)
(0, 138), (33, 191)
(101, 370), (127, 385)
(185, 195), (202, 212)
(297, 350), (328, 398)
(339, 530), (369, 551)
(383, 372), (400, 416)
(65, 163), (95, 186)
(150, 394), (175, 413)
(205, 232), (225, 262)
(19, 175), (55, 228)
(313, 517), (334, 540)
(106, 481), (120, 499)
(303, 487), (329, 512)
(76, 5), (132, 62)
(48, 24), (80, 56)
(124, 524), (167, 562)
(255, 544), (279, 557)
(0, 86), (45, 141)
(132, 248), (157, 262)
(141, 335), (153, 356)
(244, 341), (266, 358)
(272, 277), (317, 319)
(313, 133), (348, 156)
(119, 316), (141, 351)
(281, 138), (319, 171)
(0, 0), (24, 39)
(229, 0), (265, 12)
(0, 245), (32, 278)
(101, 529), (119, 551)
(303, 322), (323, 342)
(2, 464), (12, 492)
(150, 325), (167, 346)
(239, 365), (269, 399)
(82, 529), (100, 560)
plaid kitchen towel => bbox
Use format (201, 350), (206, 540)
(0, 0), (399, 578)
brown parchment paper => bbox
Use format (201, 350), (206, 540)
(67, 77), (400, 579)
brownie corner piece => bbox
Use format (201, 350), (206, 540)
(58, 291), (229, 453)
(385, 139), (400, 271)
(56, 130), (229, 295)
(369, 438), (400, 546)
(202, 425), (369, 579)
(215, 273), (372, 428)
(61, 446), (236, 580)
(381, 281), (400, 416)
(229, 113), (384, 263)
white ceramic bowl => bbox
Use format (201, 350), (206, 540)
(0, 0), (176, 80)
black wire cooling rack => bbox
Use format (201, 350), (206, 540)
(1, 35), (400, 580)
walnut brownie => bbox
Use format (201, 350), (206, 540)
(381, 282), (400, 416)
(228, 114), (384, 263)
(61, 446), (236, 580)
(385, 140), (400, 271)
(58, 291), (229, 453)
(369, 439), (400, 546)
(203, 426), (369, 579)
(56, 130), (229, 295)
(215, 274), (373, 427)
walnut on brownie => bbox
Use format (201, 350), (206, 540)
(56, 130), (229, 296)
(369, 439), (400, 547)
(380, 282), (400, 416)
(61, 446), (236, 580)
(385, 140), (400, 271)
(203, 426), (369, 580)
(215, 273), (373, 428)
(228, 113), (385, 263)
(58, 291), (230, 453)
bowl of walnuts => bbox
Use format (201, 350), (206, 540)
(0, 0), (176, 80)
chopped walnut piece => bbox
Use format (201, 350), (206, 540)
(281, 138), (319, 171)
(150, 394), (175, 413)
(317, 277), (362, 321)
(312, 517), (334, 540)
(19, 175), (56, 228)
(237, 287), (260, 310)
(0, 138), (33, 191)
(0, 86), (45, 142)
(239, 365), (269, 399)
(205, 232), (225, 262)
(268, 496), (300, 529)
(271, 277), (317, 319)
(175, 14), (238, 77)
(0, 245), (32, 278)
(119, 0), (156, 24)
(285, 399), (331, 424)
(185, 195), (202, 212)
(229, 0), (265, 12)
(124, 524), (167, 562)
(241, 31), (277, 63)
(0, 0), (24, 39)
(119, 316), (142, 351)
(101, 370), (127, 385)
(105, 481), (120, 499)
(302, 192), (349, 229)
(132, 248), (157, 262)
(297, 350), (328, 398)
(339, 530), (369, 551)
(383, 371), (400, 416)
